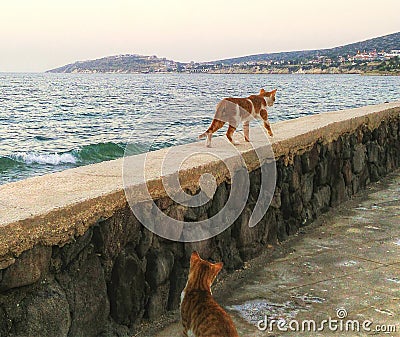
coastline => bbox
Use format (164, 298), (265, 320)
(45, 69), (400, 76)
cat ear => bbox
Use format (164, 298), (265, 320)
(259, 88), (266, 95)
(190, 251), (201, 265)
(271, 89), (277, 94)
(213, 262), (223, 274)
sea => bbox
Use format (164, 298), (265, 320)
(1, 73), (399, 185)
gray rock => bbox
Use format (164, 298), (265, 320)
(270, 187), (281, 209)
(108, 247), (149, 327)
(208, 182), (228, 217)
(301, 173), (314, 204)
(57, 249), (109, 337)
(0, 245), (51, 291)
(316, 160), (328, 185)
(330, 174), (347, 207)
(8, 279), (71, 337)
(352, 144), (366, 174)
(342, 160), (352, 186)
(0, 306), (10, 336)
(280, 183), (291, 220)
(301, 145), (319, 173)
(93, 207), (141, 262)
(146, 282), (170, 320)
(57, 228), (93, 269)
(146, 248), (174, 289)
(369, 164), (380, 182)
(136, 227), (154, 258)
(289, 168), (301, 192)
(312, 185), (331, 214)
(367, 143), (380, 163)
(168, 260), (188, 310)
(290, 192), (303, 218)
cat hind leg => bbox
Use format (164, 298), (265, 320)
(226, 125), (238, 145)
(206, 133), (212, 147)
(243, 121), (250, 142)
(199, 119), (225, 147)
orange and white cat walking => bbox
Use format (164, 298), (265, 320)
(199, 88), (277, 147)
(181, 252), (239, 337)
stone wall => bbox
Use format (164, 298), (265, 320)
(0, 103), (399, 336)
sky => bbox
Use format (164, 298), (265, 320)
(0, 0), (399, 72)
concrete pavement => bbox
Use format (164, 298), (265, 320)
(147, 169), (400, 337)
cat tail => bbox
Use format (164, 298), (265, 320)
(200, 100), (228, 139)
(199, 123), (215, 139)
(198, 130), (209, 139)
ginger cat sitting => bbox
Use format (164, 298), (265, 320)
(199, 88), (277, 147)
(181, 251), (239, 337)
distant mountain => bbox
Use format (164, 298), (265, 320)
(47, 32), (399, 73)
(216, 32), (400, 65)
(47, 54), (183, 73)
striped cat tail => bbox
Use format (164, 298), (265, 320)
(198, 130), (209, 139)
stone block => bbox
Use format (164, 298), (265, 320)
(0, 245), (51, 291)
(352, 144), (366, 174)
(315, 160), (328, 185)
(290, 191), (303, 218)
(342, 160), (352, 186)
(280, 183), (291, 219)
(168, 260), (188, 310)
(146, 282), (170, 320)
(208, 182), (228, 217)
(367, 143), (380, 163)
(301, 144), (319, 173)
(312, 185), (331, 214)
(56, 249), (109, 337)
(146, 248), (174, 289)
(93, 207), (141, 261)
(56, 228), (93, 268)
(330, 174), (346, 207)
(301, 173), (314, 204)
(5, 279), (71, 337)
(108, 247), (148, 327)
(289, 167), (301, 192)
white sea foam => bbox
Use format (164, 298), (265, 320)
(13, 152), (77, 165)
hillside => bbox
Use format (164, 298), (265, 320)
(47, 32), (399, 73)
(218, 32), (400, 64)
(48, 54), (182, 73)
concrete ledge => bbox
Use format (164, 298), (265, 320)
(0, 102), (399, 261)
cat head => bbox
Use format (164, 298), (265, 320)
(187, 251), (223, 291)
(260, 88), (277, 107)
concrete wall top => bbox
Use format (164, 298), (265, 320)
(0, 101), (399, 264)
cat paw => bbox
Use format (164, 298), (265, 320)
(244, 137), (250, 142)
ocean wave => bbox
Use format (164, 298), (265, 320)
(72, 142), (126, 164)
(0, 142), (147, 172)
(10, 152), (77, 165)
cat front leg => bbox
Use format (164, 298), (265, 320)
(263, 120), (273, 137)
(243, 121), (250, 142)
(260, 109), (273, 137)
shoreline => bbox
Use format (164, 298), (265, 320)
(45, 70), (400, 76)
